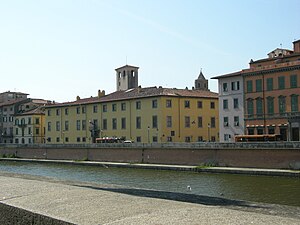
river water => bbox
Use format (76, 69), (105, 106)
(0, 161), (299, 207)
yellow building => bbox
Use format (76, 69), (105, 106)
(14, 106), (46, 144)
(45, 87), (219, 144)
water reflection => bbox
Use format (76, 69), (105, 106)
(0, 161), (299, 206)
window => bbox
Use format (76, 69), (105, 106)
(56, 121), (60, 131)
(65, 108), (69, 115)
(103, 105), (107, 112)
(248, 128), (254, 135)
(171, 131), (175, 136)
(77, 137), (80, 142)
(152, 115), (158, 128)
(136, 136), (141, 143)
(56, 137), (60, 143)
(247, 80), (253, 93)
(167, 116), (172, 128)
(198, 116), (202, 128)
(223, 99), (228, 109)
(255, 79), (262, 92)
(267, 97), (274, 115)
(257, 128), (264, 135)
(223, 117), (229, 127)
(65, 121), (69, 131)
(136, 101), (141, 110)
(121, 103), (126, 111)
(152, 100), (157, 108)
(36, 128), (39, 135)
(35, 118), (39, 125)
(65, 137), (69, 143)
(197, 101), (202, 108)
(166, 99), (172, 108)
(247, 99), (254, 117)
(291, 95), (299, 112)
(184, 100), (190, 108)
(256, 98), (263, 117)
(47, 110), (51, 116)
(47, 122), (51, 132)
(231, 81), (240, 91)
(210, 102), (215, 109)
(76, 107), (80, 114)
(102, 119), (107, 130)
(210, 117), (216, 128)
(185, 136), (191, 142)
(278, 96), (286, 114)
(82, 120), (86, 130)
(112, 118), (117, 130)
(278, 76), (285, 90)
(82, 106), (86, 114)
(152, 136), (158, 142)
(268, 127), (275, 134)
(136, 116), (141, 129)
(56, 109), (60, 116)
(185, 116), (190, 128)
(222, 83), (228, 92)
(234, 116), (239, 126)
(16, 128), (19, 135)
(233, 98), (239, 109)
(224, 134), (231, 141)
(93, 105), (98, 113)
(121, 118), (126, 129)
(267, 78), (273, 91)
(76, 120), (80, 130)
(112, 104), (117, 112)
(290, 74), (298, 88)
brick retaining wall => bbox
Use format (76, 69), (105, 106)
(0, 143), (299, 169)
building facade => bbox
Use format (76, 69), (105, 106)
(45, 87), (219, 144)
(212, 72), (244, 142)
(244, 40), (300, 141)
(14, 107), (46, 144)
(215, 39), (300, 141)
(0, 91), (30, 143)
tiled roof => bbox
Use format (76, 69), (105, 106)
(16, 106), (45, 116)
(0, 98), (28, 107)
(46, 87), (218, 108)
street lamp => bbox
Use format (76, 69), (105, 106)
(147, 126), (150, 143)
(208, 123), (211, 142)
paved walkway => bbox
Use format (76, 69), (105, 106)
(0, 172), (299, 225)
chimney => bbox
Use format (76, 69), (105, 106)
(76, 96), (80, 101)
(98, 90), (105, 98)
(293, 39), (300, 53)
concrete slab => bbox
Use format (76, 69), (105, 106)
(0, 172), (299, 225)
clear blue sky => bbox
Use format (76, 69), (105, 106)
(1, 0), (299, 102)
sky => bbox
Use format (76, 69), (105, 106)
(1, 0), (300, 102)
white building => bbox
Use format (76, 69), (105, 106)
(212, 72), (244, 142)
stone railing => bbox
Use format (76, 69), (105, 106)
(1, 142), (300, 150)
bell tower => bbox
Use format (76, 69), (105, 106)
(116, 65), (139, 91)
(195, 69), (209, 91)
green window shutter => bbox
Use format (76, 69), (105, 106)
(278, 76), (285, 90)
(267, 78), (273, 91)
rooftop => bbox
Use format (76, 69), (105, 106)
(46, 87), (218, 108)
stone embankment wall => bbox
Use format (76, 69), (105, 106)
(0, 142), (300, 169)
(0, 203), (73, 225)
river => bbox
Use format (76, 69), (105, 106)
(0, 160), (299, 206)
